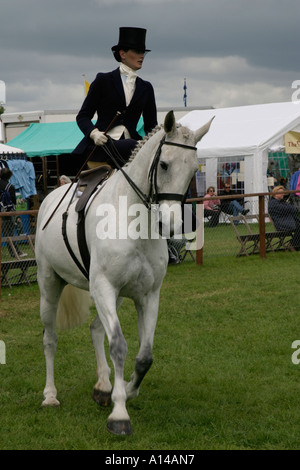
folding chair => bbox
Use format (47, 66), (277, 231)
(167, 233), (196, 263)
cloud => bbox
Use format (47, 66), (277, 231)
(6, 80), (83, 112)
(1, 0), (299, 113)
(3, 53), (296, 113)
(92, 0), (185, 4)
(146, 54), (294, 108)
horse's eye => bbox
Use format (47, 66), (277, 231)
(160, 161), (168, 171)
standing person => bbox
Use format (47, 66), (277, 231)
(203, 186), (221, 227)
(0, 168), (27, 258)
(73, 27), (157, 169)
(268, 185), (300, 250)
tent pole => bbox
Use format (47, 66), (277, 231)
(42, 157), (48, 197)
(56, 155), (60, 186)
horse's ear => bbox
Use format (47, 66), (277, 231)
(195, 116), (215, 143)
(164, 110), (176, 134)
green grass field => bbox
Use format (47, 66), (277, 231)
(1, 252), (300, 450)
(0, 220), (279, 289)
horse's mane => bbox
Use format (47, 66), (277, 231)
(123, 119), (194, 169)
(123, 124), (163, 167)
(124, 121), (193, 168)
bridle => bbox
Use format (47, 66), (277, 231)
(105, 135), (197, 210)
(148, 135), (197, 205)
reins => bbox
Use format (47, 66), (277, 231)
(105, 134), (197, 210)
(43, 123), (197, 230)
(102, 136), (152, 210)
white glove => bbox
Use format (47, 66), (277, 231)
(90, 129), (108, 146)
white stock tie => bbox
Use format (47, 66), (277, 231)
(120, 63), (137, 106)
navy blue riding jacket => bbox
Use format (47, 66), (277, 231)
(73, 68), (157, 157)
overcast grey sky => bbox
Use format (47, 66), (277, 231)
(1, 0), (299, 114)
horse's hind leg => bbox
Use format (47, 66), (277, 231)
(90, 315), (112, 406)
(39, 269), (64, 407)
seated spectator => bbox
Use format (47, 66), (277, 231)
(220, 183), (249, 224)
(268, 185), (300, 250)
(203, 186), (221, 227)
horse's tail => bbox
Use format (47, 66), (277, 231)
(56, 284), (92, 330)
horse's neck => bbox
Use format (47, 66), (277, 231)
(124, 129), (163, 197)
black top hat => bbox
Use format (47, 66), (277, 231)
(111, 27), (150, 53)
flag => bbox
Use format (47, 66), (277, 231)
(183, 78), (187, 107)
(82, 74), (90, 96)
(85, 80), (90, 96)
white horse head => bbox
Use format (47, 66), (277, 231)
(151, 110), (214, 237)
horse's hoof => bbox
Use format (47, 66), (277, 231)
(107, 419), (133, 435)
(42, 397), (60, 407)
(92, 389), (112, 407)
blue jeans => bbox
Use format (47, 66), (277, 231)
(228, 200), (244, 216)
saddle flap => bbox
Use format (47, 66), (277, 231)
(75, 165), (113, 213)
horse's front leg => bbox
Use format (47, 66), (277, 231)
(90, 315), (112, 406)
(126, 290), (160, 401)
(91, 284), (132, 435)
(90, 297), (124, 406)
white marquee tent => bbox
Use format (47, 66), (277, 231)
(179, 102), (300, 195)
(0, 143), (24, 154)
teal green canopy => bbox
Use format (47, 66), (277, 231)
(8, 117), (145, 158)
(8, 122), (83, 157)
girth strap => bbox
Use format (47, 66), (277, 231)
(77, 210), (90, 278)
(62, 211), (89, 280)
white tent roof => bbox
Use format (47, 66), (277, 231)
(179, 102), (300, 158)
(0, 143), (24, 154)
